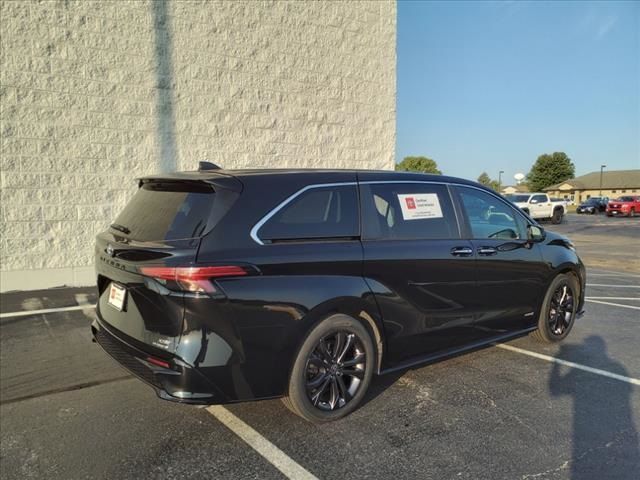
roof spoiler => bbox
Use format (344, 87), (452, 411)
(199, 161), (221, 171)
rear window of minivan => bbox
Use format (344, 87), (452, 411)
(112, 181), (214, 241)
(259, 185), (359, 242)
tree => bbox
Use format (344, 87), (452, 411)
(395, 156), (441, 174)
(477, 172), (492, 186)
(526, 152), (575, 192)
(477, 172), (501, 192)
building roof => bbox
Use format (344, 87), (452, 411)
(544, 169), (640, 191)
(501, 184), (529, 193)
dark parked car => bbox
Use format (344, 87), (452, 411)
(576, 198), (606, 214)
(92, 167), (586, 422)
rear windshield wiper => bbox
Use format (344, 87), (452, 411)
(110, 223), (131, 235)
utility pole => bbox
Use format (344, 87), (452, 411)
(498, 170), (504, 193)
(599, 164), (606, 196)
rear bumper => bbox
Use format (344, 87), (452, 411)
(92, 317), (227, 405)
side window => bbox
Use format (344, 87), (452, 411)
(360, 183), (459, 240)
(531, 194), (547, 203)
(457, 187), (526, 240)
(259, 185), (358, 241)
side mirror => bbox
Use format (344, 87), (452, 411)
(527, 225), (545, 243)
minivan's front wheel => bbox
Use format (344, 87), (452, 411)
(531, 273), (578, 343)
(282, 314), (374, 422)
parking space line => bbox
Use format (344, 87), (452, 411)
(584, 299), (640, 310)
(586, 284), (640, 288)
(589, 270), (640, 278)
(0, 304), (96, 319)
(495, 343), (640, 385)
(586, 297), (640, 300)
(206, 405), (319, 480)
(589, 273), (640, 278)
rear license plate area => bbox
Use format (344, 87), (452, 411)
(108, 283), (127, 311)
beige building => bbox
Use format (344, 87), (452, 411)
(501, 184), (529, 195)
(544, 169), (640, 203)
(0, 0), (397, 292)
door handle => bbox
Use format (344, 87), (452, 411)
(450, 246), (473, 257)
(477, 246), (497, 256)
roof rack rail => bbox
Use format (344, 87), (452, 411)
(199, 161), (221, 171)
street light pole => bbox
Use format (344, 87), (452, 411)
(498, 170), (504, 192)
(599, 164), (606, 196)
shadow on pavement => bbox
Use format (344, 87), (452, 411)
(549, 336), (640, 478)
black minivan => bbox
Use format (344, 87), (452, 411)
(92, 166), (585, 422)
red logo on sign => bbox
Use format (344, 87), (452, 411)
(405, 197), (416, 209)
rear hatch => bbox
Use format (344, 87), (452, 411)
(95, 175), (241, 354)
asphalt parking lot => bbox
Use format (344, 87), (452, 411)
(1, 214), (638, 480)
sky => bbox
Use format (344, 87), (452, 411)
(397, 0), (640, 184)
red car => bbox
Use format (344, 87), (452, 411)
(606, 195), (640, 217)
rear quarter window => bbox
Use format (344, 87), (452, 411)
(258, 185), (359, 242)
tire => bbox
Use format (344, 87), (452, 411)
(551, 208), (563, 224)
(531, 273), (579, 343)
(590, 209), (596, 215)
(282, 314), (375, 423)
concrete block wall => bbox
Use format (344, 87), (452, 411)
(0, 0), (397, 291)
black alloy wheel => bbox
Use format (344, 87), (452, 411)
(531, 273), (578, 343)
(282, 314), (374, 422)
(305, 331), (366, 411)
(548, 283), (575, 336)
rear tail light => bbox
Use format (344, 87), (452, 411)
(140, 266), (250, 293)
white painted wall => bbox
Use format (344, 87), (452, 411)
(0, 0), (397, 291)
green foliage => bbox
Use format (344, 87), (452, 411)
(477, 172), (501, 191)
(526, 152), (575, 192)
(477, 172), (492, 186)
(395, 156), (441, 175)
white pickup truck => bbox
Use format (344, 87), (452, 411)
(506, 193), (566, 224)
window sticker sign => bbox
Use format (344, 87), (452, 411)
(398, 193), (443, 220)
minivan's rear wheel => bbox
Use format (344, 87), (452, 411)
(531, 273), (578, 343)
(282, 314), (374, 422)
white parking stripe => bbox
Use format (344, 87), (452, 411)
(589, 273), (640, 278)
(586, 284), (640, 288)
(206, 405), (319, 480)
(0, 304), (96, 319)
(585, 299), (640, 310)
(495, 344), (640, 386)
(589, 269), (640, 278)
(586, 297), (640, 300)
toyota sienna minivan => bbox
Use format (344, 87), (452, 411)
(92, 165), (585, 422)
